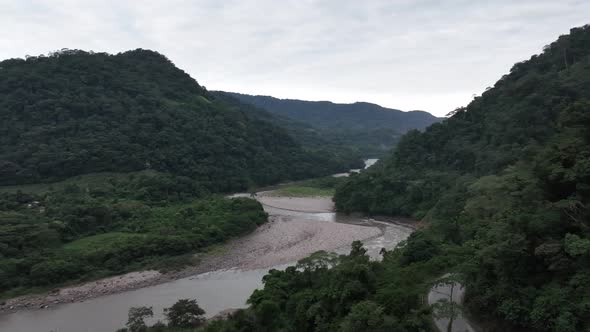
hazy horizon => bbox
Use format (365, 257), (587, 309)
(2, 0), (589, 116)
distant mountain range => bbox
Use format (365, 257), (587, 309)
(217, 92), (442, 156)
(220, 92), (441, 132)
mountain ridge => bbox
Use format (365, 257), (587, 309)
(217, 91), (441, 156)
(226, 95), (433, 115)
(0, 49), (360, 189)
(333, 24), (590, 331)
(221, 91), (440, 130)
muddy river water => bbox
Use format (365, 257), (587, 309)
(0, 160), (415, 332)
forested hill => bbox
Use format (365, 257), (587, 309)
(0, 49), (359, 190)
(217, 92), (441, 156)
(220, 92), (439, 131)
(333, 25), (590, 330)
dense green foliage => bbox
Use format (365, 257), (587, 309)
(221, 92), (441, 157)
(192, 240), (461, 332)
(0, 49), (365, 297)
(116, 237), (462, 332)
(0, 49), (360, 189)
(210, 92), (364, 172)
(117, 299), (206, 332)
(334, 25), (590, 331)
(0, 171), (267, 296)
(164, 299), (207, 329)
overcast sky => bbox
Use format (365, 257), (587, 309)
(1, 1), (589, 116)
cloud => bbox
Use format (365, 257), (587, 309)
(1, 0), (589, 116)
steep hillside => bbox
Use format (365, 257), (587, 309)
(333, 25), (590, 331)
(0, 49), (358, 190)
(219, 92), (441, 156)
(212, 92), (364, 166)
(223, 93), (439, 131)
(0, 49), (363, 295)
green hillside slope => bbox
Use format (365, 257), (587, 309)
(220, 92), (442, 156)
(0, 49), (361, 296)
(334, 25), (590, 331)
(0, 49), (358, 190)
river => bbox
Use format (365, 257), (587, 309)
(332, 158), (378, 177)
(0, 159), (415, 332)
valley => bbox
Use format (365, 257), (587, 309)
(0, 11), (588, 331)
(0, 163), (415, 332)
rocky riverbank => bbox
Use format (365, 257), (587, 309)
(0, 197), (385, 315)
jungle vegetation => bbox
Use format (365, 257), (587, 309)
(0, 49), (362, 189)
(334, 25), (590, 331)
(220, 92), (441, 157)
(151, 24), (590, 332)
(0, 172), (268, 297)
(0, 49), (361, 296)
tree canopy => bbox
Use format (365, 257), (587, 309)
(221, 92), (441, 157)
(0, 49), (360, 190)
(0, 175), (269, 295)
(334, 25), (590, 331)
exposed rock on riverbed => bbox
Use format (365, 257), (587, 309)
(0, 271), (167, 313)
(203, 215), (381, 270)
